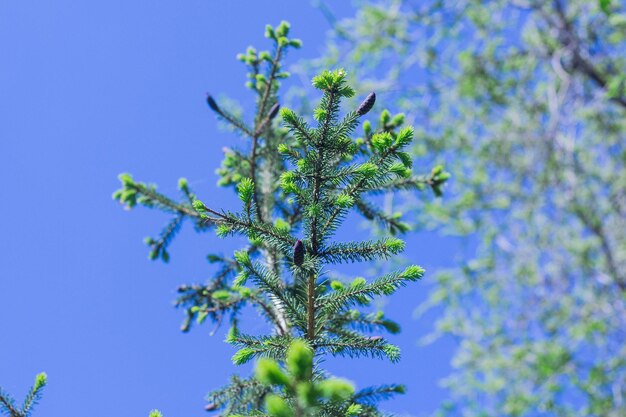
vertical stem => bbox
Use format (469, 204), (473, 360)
(307, 271), (316, 340)
(251, 45), (284, 223)
(306, 89), (337, 341)
(250, 44), (290, 334)
(250, 134), (263, 223)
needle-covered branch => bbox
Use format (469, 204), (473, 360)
(318, 238), (406, 264)
(0, 373), (47, 417)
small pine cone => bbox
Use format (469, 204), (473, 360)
(293, 239), (305, 267)
(206, 95), (220, 113)
(268, 103), (280, 120)
(356, 92), (376, 116)
(205, 403), (218, 411)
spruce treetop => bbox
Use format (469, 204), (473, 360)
(114, 21), (448, 416)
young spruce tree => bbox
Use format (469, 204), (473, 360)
(114, 22), (448, 416)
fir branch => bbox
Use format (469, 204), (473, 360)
(318, 266), (425, 319)
(230, 334), (295, 364)
(353, 198), (410, 235)
(327, 111), (360, 151)
(280, 109), (316, 145)
(318, 238), (405, 264)
(206, 376), (271, 416)
(318, 161), (396, 241)
(361, 176), (430, 194)
(114, 175), (199, 217)
(329, 310), (401, 335)
(241, 260), (306, 330)
(206, 96), (256, 138)
(0, 390), (19, 417)
(194, 204), (296, 255)
(353, 384), (406, 405)
(248, 292), (290, 336)
(0, 373), (47, 417)
(175, 260), (239, 332)
(20, 373), (46, 417)
(313, 334), (401, 363)
(145, 214), (184, 262)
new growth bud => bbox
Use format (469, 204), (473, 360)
(356, 92), (376, 116)
(192, 199), (207, 212)
(293, 239), (305, 267)
(256, 358), (290, 386)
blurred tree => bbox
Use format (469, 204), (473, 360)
(306, 0), (626, 416)
(115, 22), (447, 416)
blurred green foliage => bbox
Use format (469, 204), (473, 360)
(306, 0), (626, 416)
(255, 340), (360, 417)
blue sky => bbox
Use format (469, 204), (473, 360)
(0, 1), (456, 416)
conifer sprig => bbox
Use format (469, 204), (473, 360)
(0, 373), (47, 417)
(115, 22), (448, 416)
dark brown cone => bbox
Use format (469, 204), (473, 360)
(293, 239), (305, 267)
(206, 95), (220, 113)
(205, 403), (218, 411)
(356, 92), (376, 116)
(268, 103), (280, 120)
